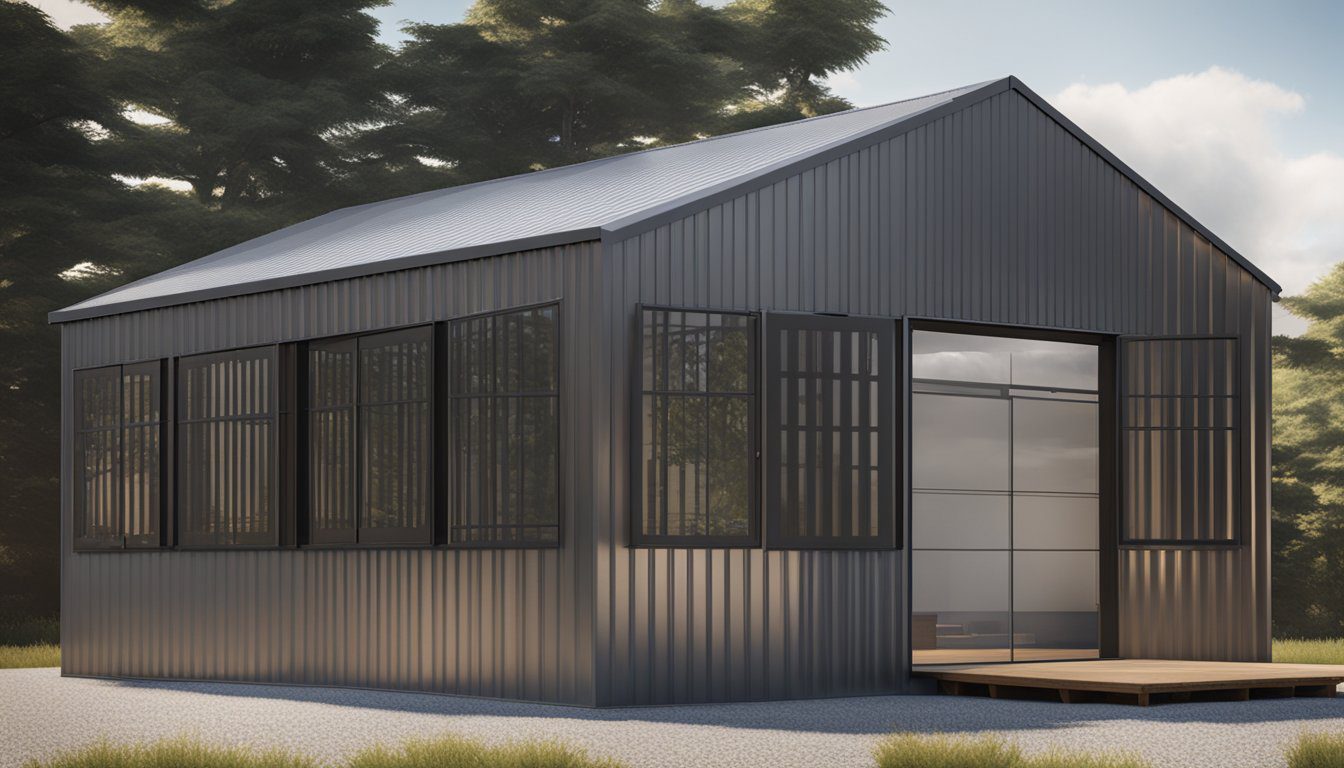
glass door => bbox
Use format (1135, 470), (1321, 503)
(910, 329), (1100, 664)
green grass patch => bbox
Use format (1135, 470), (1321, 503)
(1275, 638), (1344, 665)
(1287, 732), (1344, 768)
(873, 733), (1149, 768)
(23, 736), (622, 768)
(0, 642), (60, 669)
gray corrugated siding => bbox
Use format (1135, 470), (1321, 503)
(597, 88), (1271, 704)
(60, 242), (602, 705)
(62, 86), (1273, 708)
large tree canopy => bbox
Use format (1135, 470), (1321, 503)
(1272, 264), (1344, 638)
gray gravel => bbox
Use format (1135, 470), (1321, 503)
(2, 668), (1343, 768)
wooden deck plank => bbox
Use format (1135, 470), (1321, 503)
(913, 659), (1344, 699)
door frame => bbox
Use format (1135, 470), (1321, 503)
(904, 318), (1119, 664)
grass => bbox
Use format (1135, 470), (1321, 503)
(0, 642), (61, 669)
(349, 736), (622, 768)
(1287, 732), (1344, 768)
(23, 736), (623, 768)
(0, 614), (60, 669)
(873, 733), (1149, 768)
(23, 739), (315, 768)
(1275, 638), (1344, 665)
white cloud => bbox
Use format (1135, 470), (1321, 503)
(1054, 67), (1344, 335)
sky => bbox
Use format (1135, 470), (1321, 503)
(30, 0), (1344, 333)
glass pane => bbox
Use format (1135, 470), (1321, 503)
(664, 395), (707, 536)
(1014, 495), (1097, 550)
(1013, 551), (1099, 661)
(707, 397), (751, 537)
(78, 428), (118, 542)
(911, 393), (1010, 492)
(1013, 399), (1098, 494)
(309, 342), (355, 537)
(452, 307), (560, 544)
(912, 550), (1012, 664)
(361, 402), (429, 530)
(121, 423), (158, 540)
(178, 350), (274, 545)
(912, 331), (1097, 390)
(706, 322), (750, 393)
(912, 492), (1010, 550)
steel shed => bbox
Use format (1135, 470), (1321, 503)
(52, 76), (1276, 706)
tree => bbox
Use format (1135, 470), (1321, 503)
(360, 0), (747, 189)
(77, 0), (393, 214)
(724, 0), (887, 127)
(0, 1), (212, 617)
(1272, 262), (1344, 638)
(359, 0), (889, 189)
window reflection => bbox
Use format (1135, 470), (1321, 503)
(911, 329), (1100, 665)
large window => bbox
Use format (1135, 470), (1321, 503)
(633, 307), (757, 546)
(178, 347), (277, 547)
(765, 313), (895, 549)
(307, 327), (433, 545)
(451, 304), (560, 546)
(1121, 336), (1238, 543)
(910, 330), (1100, 664)
(73, 362), (163, 550)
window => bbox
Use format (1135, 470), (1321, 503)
(73, 362), (164, 550)
(1121, 336), (1238, 543)
(451, 304), (560, 545)
(307, 327), (433, 545)
(177, 347), (278, 547)
(633, 307), (757, 547)
(765, 313), (895, 549)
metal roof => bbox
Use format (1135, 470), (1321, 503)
(52, 77), (1279, 323)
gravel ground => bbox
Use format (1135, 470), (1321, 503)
(2, 668), (1343, 768)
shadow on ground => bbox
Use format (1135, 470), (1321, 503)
(105, 675), (1344, 735)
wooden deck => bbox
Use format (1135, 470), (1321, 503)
(913, 659), (1344, 706)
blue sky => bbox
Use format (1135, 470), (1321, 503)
(32, 0), (1344, 331)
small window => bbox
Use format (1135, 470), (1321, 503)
(1121, 336), (1239, 543)
(306, 327), (433, 545)
(765, 313), (896, 549)
(451, 304), (560, 546)
(633, 307), (757, 547)
(177, 347), (278, 547)
(73, 362), (164, 550)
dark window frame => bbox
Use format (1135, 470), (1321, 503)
(175, 345), (281, 550)
(1118, 334), (1242, 548)
(630, 304), (760, 549)
(72, 360), (167, 552)
(448, 300), (563, 549)
(302, 324), (436, 548)
(765, 312), (898, 551)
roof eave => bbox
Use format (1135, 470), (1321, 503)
(47, 228), (602, 324)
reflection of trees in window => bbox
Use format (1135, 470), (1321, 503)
(635, 308), (756, 546)
(307, 328), (432, 545)
(74, 362), (163, 550)
(178, 347), (276, 547)
(451, 305), (560, 545)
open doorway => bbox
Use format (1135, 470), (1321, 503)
(910, 326), (1105, 665)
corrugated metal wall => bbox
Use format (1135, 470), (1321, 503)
(597, 88), (1271, 704)
(60, 242), (602, 704)
(62, 86), (1272, 708)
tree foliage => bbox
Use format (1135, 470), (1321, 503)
(1273, 263), (1344, 638)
